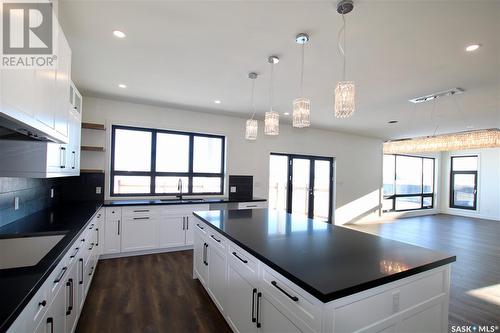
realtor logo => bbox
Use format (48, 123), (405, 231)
(1, 1), (56, 68)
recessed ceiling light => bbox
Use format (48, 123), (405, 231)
(388, 120), (398, 124)
(283, 112), (290, 116)
(113, 30), (126, 38)
(214, 100), (221, 104)
(118, 84), (127, 88)
(466, 125), (475, 129)
(465, 44), (481, 52)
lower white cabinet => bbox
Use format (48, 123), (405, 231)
(8, 209), (103, 333)
(103, 208), (121, 254)
(192, 217), (452, 333)
(159, 216), (186, 248)
(226, 263), (258, 333)
(121, 216), (159, 252)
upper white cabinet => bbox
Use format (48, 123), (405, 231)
(0, 12), (72, 143)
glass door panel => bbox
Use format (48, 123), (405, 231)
(452, 174), (477, 208)
(269, 155), (288, 211)
(313, 160), (331, 221)
(291, 158), (310, 217)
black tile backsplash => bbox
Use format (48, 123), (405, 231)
(0, 173), (104, 228)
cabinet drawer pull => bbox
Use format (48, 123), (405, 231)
(117, 220), (120, 235)
(203, 243), (208, 266)
(88, 243), (94, 250)
(133, 209), (149, 212)
(133, 217), (149, 220)
(89, 266), (94, 276)
(79, 258), (84, 285)
(47, 317), (54, 333)
(256, 292), (262, 328)
(232, 251), (248, 263)
(211, 235), (221, 243)
(251, 288), (257, 322)
(88, 224), (94, 230)
(69, 247), (79, 258)
(271, 280), (299, 302)
(96, 228), (99, 246)
(54, 267), (67, 283)
(39, 300), (47, 307)
(245, 205), (258, 208)
(196, 223), (204, 230)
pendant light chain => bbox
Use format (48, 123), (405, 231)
(250, 78), (257, 119)
(269, 61), (274, 110)
(300, 42), (305, 96)
(338, 13), (346, 81)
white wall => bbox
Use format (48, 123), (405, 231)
(440, 148), (500, 221)
(81, 96), (383, 225)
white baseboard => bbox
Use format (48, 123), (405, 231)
(99, 245), (193, 260)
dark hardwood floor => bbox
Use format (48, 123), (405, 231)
(348, 213), (500, 328)
(77, 214), (499, 332)
(76, 250), (231, 333)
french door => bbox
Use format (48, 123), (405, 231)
(269, 153), (334, 222)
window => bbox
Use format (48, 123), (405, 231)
(450, 156), (478, 210)
(383, 154), (435, 212)
(111, 125), (225, 196)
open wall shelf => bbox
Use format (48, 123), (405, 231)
(82, 122), (105, 130)
(81, 146), (105, 152)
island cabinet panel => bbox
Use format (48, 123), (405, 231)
(121, 216), (160, 252)
(192, 215), (452, 333)
(193, 225), (208, 287)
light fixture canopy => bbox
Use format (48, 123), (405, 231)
(245, 72), (259, 140)
(118, 83), (127, 89)
(214, 100), (221, 104)
(383, 129), (500, 153)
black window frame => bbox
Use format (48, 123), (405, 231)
(449, 155), (478, 210)
(269, 152), (334, 223)
(383, 154), (435, 212)
(110, 124), (225, 197)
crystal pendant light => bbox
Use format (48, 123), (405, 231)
(245, 72), (258, 140)
(334, 0), (355, 119)
(293, 33), (311, 128)
(383, 129), (500, 154)
(265, 56), (280, 135)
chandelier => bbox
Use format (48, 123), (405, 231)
(293, 33), (311, 128)
(334, 0), (355, 119)
(265, 56), (280, 135)
(245, 72), (258, 140)
(383, 129), (500, 154)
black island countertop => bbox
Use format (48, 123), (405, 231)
(193, 209), (456, 303)
(0, 201), (102, 332)
(103, 197), (266, 207)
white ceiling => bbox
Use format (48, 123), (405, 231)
(59, 0), (500, 140)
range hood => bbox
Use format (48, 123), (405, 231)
(0, 114), (52, 141)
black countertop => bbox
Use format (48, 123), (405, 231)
(193, 209), (456, 303)
(0, 201), (102, 332)
(103, 197), (266, 207)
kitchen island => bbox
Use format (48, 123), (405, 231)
(192, 209), (455, 333)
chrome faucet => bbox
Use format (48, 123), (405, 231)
(177, 178), (183, 200)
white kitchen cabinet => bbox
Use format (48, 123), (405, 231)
(0, 15), (71, 144)
(226, 263), (258, 333)
(236, 201), (268, 210)
(258, 294), (302, 333)
(184, 215), (195, 245)
(103, 208), (122, 254)
(193, 225), (208, 287)
(34, 274), (67, 333)
(207, 242), (226, 313)
(64, 263), (78, 333)
(121, 216), (159, 252)
(159, 215), (186, 248)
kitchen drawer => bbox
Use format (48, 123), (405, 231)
(261, 267), (323, 333)
(105, 207), (121, 221)
(237, 201), (267, 209)
(206, 228), (227, 251)
(333, 268), (447, 333)
(228, 243), (258, 281)
(161, 204), (210, 216)
(122, 206), (161, 218)
(7, 280), (49, 333)
(193, 219), (208, 235)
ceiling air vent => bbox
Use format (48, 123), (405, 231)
(409, 87), (465, 104)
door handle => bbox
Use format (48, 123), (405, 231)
(72, 151), (76, 169)
(186, 217), (189, 230)
(60, 147), (66, 168)
(70, 247), (79, 258)
(47, 317), (54, 333)
(251, 288), (257, 322)
(66, 279), (73, 315)
(117, 220), (120, 235)
(96, 228), (99, 246)
(256, 292), (262, 328)
(182, 217), (185, 230)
